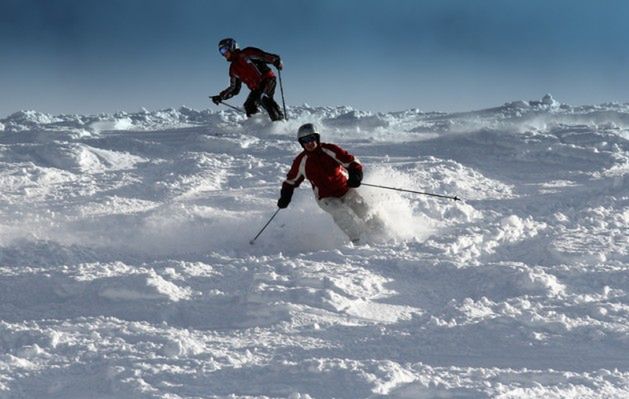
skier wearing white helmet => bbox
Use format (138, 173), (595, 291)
(278, 123), (383, 243)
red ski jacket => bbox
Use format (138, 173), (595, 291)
(282, 143), (363, 200)
(220, 47), (279, 98)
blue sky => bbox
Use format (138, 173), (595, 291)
(1, 0), (628, 116)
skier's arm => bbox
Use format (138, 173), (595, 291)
(321, 144), (362, 170)
(321, 144), (363, 187)
(219, 75), (242, 100)
(242, 47), (282, 69)
(278, 154), (306, 208)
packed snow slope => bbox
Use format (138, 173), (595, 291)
(0, 94), (628, 398)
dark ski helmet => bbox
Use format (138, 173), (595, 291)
(297, 123), (320, 146)
(218, 38), (238, 55)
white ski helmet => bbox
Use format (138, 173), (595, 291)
(297, 123), (320, 144)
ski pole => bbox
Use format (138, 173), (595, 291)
(209, 96), (245, 113)
(249, 208), (281, 245)
(362, 183), (461, 201)
(277, 70), (288, 120)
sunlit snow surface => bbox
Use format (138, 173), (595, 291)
(0, 96), (628, 398)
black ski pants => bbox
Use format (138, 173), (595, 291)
(244, 78), (284, 121)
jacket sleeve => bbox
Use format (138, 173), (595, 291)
(320, 143), (362, 173)
(219, 73), (242, 99)
(241, 47), (280, 65)
(279, 153), (306, 201)
(283, 153), (306, 187)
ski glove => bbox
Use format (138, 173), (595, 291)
(274, 58), (283, 70)
(277, 183), (294, 208)
(277, 196), (290, 209)
(211, 95), (222, 105)
(347, 169), (363, 188)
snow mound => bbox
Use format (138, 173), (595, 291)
(1, 96), (628, 397)
(99, 270), (192, 302)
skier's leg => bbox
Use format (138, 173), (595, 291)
(342, 189), (387, 236)
(244, 89), (262, 117)
(342, 189), (370, 219)
(261, 97), (283, 121)
(317, 196), (364, 243)
(260, 78), (284, 121)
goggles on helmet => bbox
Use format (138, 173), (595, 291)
(299, 134), (318, 145)
(219, 46), (230, 56)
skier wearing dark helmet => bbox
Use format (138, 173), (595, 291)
(211, 38), (284, 121)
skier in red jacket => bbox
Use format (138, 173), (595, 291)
(277, 123), (383, 244)
(211, 38), (284, 121)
